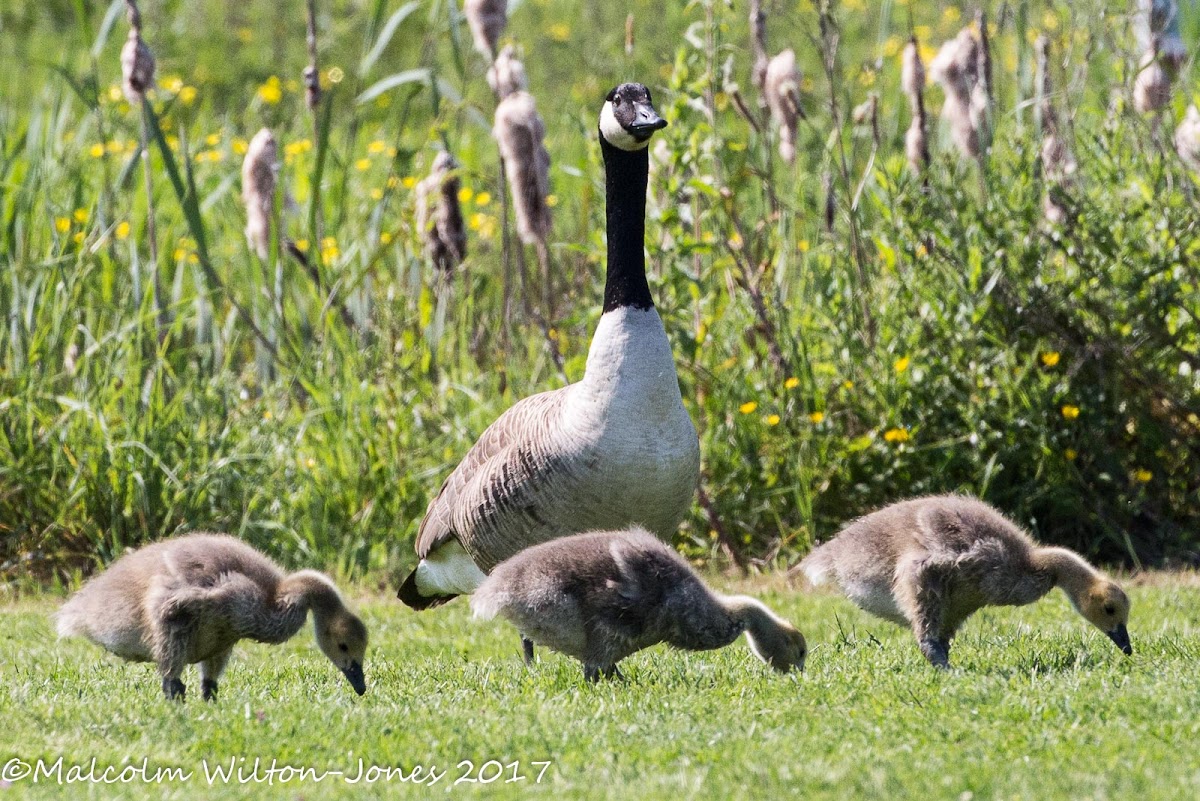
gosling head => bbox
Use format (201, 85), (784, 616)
(315, 609), (369, 695)
(599, 82), (668, 152)
(1071, 579), (1132, 656)
(746, 620), (808, 674)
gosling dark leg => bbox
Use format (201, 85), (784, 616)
(201, 679), (219, 702)
(162, 677), (186, 701)
(907, 558), (954, 669)
(521, 636), (535, 666)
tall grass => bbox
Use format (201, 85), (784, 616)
(1, 0), (1197, 583)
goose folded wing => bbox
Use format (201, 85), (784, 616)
(414, 389), (567, 563)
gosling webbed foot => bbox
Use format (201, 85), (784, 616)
(162, 677), (186, 701)
(521, 636), (535, 666)
(201, 679), (218, 702)
(583, 663), (623, 683)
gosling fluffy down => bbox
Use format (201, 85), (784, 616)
(57, 533), (368, 700)
(799, 495), (1131, 668)
(472, 527), (806, 680)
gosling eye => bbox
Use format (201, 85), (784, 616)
(339, 643), (349, 652)
(613, 94), (622, 107)
(1103, 604), (1116, 616)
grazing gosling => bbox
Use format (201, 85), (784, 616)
(798, 495), (1132, 668)
(57, 533), (368, 700)
(471, 528), (806, 681)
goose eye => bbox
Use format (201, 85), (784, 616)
(339, 643), (349, 652)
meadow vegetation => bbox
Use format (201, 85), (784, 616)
(1, 0), (1198, 583)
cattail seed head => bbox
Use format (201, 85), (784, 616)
(242, 128), (279, 260)
(493, 91), (552, 245)
(750, 0), (769, 97)
(1175, 105), (1200, 171)
(416, 151), (468, 273)
(120, 28), (156, 104)
(764, 49), (801, 164)
(931, 29), (982, 159)
(901, 40), (925, 108)
(905, 118), (929, 175)
(1133, 45), (1174, 113)
(464, 0), (507, 60)
(486, 45), (528, 101)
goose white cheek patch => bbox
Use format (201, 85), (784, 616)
(600, 101), (649, 151)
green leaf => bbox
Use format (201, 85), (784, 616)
(359, 1), (420, 76)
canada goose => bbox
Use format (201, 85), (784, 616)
(398, 84), (700, 621)
(471, 528), (807, 680)
(57, 533), (368, 700)
(798, 495), (1132, 668)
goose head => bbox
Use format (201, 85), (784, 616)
(599, 82), (668, 151)
(1069, 579), (1132, 656)
(314, 608), (370, 694)
(746, 619), (808, 673)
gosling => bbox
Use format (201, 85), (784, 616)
(471, 527), (806, 681)
(798, 495), (1132, 668)
(57, 533), (368, 700)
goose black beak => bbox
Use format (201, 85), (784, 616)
(1106, 623), (1132, 656)
(627, 101), (668, 139)
(342, 661), (367, 695)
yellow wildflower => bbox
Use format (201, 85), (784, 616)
(547, 23), (571, 42)
(843, 380), (854, 390)
(293, 239), (309, 253)
(1134, 469), (1152, 483)
(1064, 449), (1077, 461)
(178, 86), (197, 106)
(475, 192), (491, 206)
(1041, 351), (1061, 367)
(1061, 405), (1080, 420)
(73, 208), (89, 224)
(893, 356), (910, 373)
(115, 221), (131, 240)
(809, 411), (825, 424)
(884, 427), (910, 443)
(784, 377), (800, 390)
(355, 158), (371, 171)
(88, 143), (105, 158)
(257, 76), (283, 105)
(367, 140), (387, 155)
(798, 239), (810, 254)
(380, 231), (393, 245)
(401, 176), (416, 189)
(458, 187), (474, 203)
(766, 414), (781, 426)
(547, 194), (559, 207)
(320, 237), (339, 262)
(55, 217), (71, 233)
(739, 401), (758, 415)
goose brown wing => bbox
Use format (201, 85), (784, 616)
(414, 388), (568, 562)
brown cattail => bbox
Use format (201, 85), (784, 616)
(764, 49), (801, 164)
(901, 39), (930, 174)
(493, 91), (552, 245)
(416, 151), (468, 273)
(120, 3), (155, 105)
(1175, 105), (1200, 171)
(749, 0), (769, 99)
(1134, 1), (1187, 113)
(242, 128), (279, 260)
(930, 29), (982, 159)
(486, 44), (527, 101)
(464, 0), (507, 60)
(1035, 37), (1077, 226)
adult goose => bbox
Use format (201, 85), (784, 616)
(798, 495), (1132, 668)
(399, 83), (700, 618)
(472, 527), (807, 681)
(57, 533), (368, 700)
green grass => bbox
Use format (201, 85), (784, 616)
(4, 577), (1199, 799)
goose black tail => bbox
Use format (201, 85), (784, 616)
(397, 569), (457, 610)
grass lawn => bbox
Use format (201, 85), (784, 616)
(2, 575), (1198, 800)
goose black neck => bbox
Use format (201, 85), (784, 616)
(600, 135), (654, 313)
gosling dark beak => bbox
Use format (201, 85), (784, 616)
(627, 101), (668, 139)
(1106, 623), (1132, 656)
(341, 661), (366, 695)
